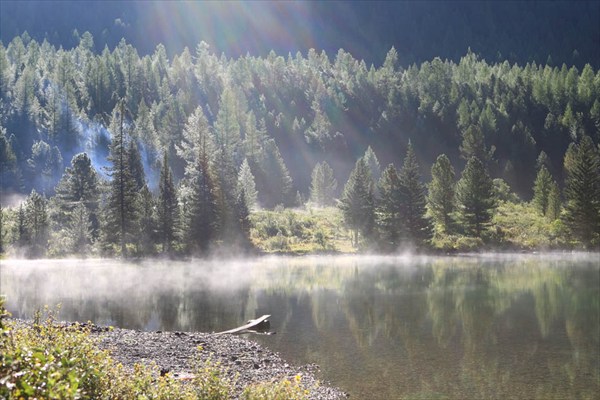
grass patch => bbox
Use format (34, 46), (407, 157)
(250, 206), (355, 254)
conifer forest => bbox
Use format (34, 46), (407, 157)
(0, 5), (599, 257)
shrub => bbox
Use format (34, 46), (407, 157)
(242, 374), (310, 400)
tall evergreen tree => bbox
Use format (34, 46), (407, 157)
(24, 189), (49, 257)
(137, 185), (156, 255)
(237, 158), (258, 211)
(562, 135), (600, 247)
(66, 202), (93, 256)
(184, 149), (220, 253)
(103, 101), (140, 255)
(54, 152), (100, 237)
(16, 204), (28, 248)
(127, 140), (146, 191)
(178, 106), (215, 178)
(460, 124), (492, 163)
(236, 187), (251, 240)
(532, 166), (554, 216)
(546, 180), (561, 221)
(427, 154), (456, 234)
(256, 139), (293, 208)
(398, 142), (431, 246)
(363, 145), (381, 186)
(157, 151), (178, 253)
(377, 164), (402, 248)
(339, 157), (375, 247)
(456, 157), (496, 237)
(309, 161), (338, 207)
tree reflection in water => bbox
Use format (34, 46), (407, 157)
(2, 255), (598, 399)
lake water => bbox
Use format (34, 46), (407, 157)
(1, 254), (599, 399)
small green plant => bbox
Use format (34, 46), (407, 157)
(191, 357), (233, 400)
(241, 374), (310, 400)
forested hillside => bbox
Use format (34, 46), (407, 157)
(0, 33), (599, 255)
(2, 1), (599, 69)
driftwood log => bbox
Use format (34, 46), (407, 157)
(216, 315), (272, 335)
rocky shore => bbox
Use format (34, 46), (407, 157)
(11, 320), (346, 399)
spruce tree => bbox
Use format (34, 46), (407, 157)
(16, 204), (28, 248)
(127, 140), (146, 191)
(546, 181), (561, 221)
(67, 202), (93, 256)
(562, 135), (600, 247)
(257, 139), (293, 208)
(310, 161), (337, 207)
(236, 188), (251, 240)
(533, 166), (554, 216)
(237, 158), (258, 211)
(178, 106), (215, 178)
(184, 150), (220, 253)
(137, 185), (156, 255)
(54, 152), (100, 238)
(104, 101), (140, 256)
(157, 151), (178, 254)
(339, 157), (375, 247)
(427, 154), (456, 234)
(363, 146), (381, 182)
(398, 142), (431, 246)
(377, 164), (402, 248)
(24, 189), (49, 257)
(456, 157), (496, 237)
(460, 124), (492, 163)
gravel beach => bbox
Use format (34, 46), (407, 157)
(10, 320), (346, 399)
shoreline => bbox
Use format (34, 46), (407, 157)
(9, 319), (347, 399)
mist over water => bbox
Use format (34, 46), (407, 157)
(1, 254), (599, 399)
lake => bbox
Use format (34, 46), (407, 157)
(1, 254), (599, 399)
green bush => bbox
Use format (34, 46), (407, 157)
(242, 374), (309, 400)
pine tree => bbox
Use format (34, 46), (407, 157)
(214, 86), (242, 165)
(178, 106), (215, 178)
(256, 139), (293, 208)
(157, 151), (178, 254)
(363, 146), (381, 184)
(310, 161), (338, 207)
(16, 204), (28, 248)
(184, 150), (220, 253)
(127, 140), (146, 191)
(24, 189), (49, 257)
(339, 157), (375, 247)
(237, 158), (258, 211)
(562, 135), (600, 247)
(533, 166), (554, 216)
(546, 181), (561, 221)
(236, 188), (251, 240)
(460, 124), (492, 163)
(377, 164), (402, 248)
(67, 202), (93, 256)
(456, 157), (496, 237)
(536, 151), (552, 174)
(427, 154), (456, 234)
(103, 101), (140, 255)
(54, 152), (100, 237)
(398, 142), (431, 246)
(137, 185), (156, 255)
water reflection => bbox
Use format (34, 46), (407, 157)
(1, 255), (598, 399)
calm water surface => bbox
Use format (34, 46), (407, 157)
(1, 254), (599, 399)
